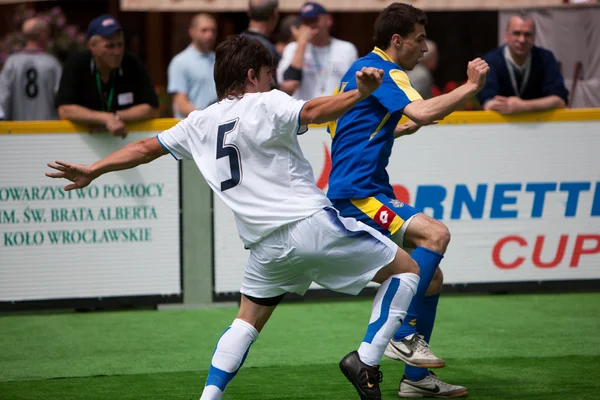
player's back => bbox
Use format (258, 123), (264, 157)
(158, 89), (331, 245)
(327, 48), (422, 200)
(0, 51), (61, 121)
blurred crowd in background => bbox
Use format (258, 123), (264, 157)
(0, 0), (598, 134)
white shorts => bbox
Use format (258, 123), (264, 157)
(240, 207), (398, 299)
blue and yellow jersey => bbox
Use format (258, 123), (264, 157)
(327, 47), (422, 200)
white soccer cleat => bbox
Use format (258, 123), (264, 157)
(399, 372), (468, 398)
(384, 333), (445, 368)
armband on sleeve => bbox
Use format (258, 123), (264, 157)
(283, 66), (302, 81)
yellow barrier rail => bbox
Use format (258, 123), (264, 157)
(1, 109), (599, 134)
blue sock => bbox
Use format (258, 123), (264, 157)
(393, 306), (418, 341)
(417, 293), (440, 343)
(404, 293), (441, 382)
(393, 247), (442, 341)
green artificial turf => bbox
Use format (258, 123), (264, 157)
(1, 293), (599, 399)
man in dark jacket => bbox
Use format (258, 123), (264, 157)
(477, 15), (568, 114)
(56, 15), (159, 137)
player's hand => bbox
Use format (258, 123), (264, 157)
(466, 58), (489, 92)
(45, 161), (95, 191)
(356, 67), (384, 98)
(105, 114), (128, 138)
(291, 24), (317, 45)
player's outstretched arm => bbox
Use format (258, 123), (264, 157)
(45, 137), (167, 191)
(403, 58), (489, 125)
(299, 67), (384, 125)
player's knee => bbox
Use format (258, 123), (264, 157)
(426, 268), (444, 295)
(428, 222), (451, 254)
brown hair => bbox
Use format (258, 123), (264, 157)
(373, 2), (427, 49)
(214, 35), (274, 100)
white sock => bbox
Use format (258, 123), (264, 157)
(358, 273), (419, 366)
(199, 318), (259, 400)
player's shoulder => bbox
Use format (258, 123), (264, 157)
(45, 53), (61, 67)
(257, 89), (292, 103)
(184, 97), (220, 123)
(34, 52), (61, 68)
(252, 90), (293, 115)
(6, 51), (58, 65)
(357, 50), (396, 70)
(2, 52), (19, 67)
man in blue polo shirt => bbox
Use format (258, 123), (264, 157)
(168, 13), (218, 118)
(477, 15), (569, 114)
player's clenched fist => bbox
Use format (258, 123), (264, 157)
(466, 58), (490, 91)
(356, 67), (384, 98)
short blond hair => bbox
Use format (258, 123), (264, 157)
(22, 17), (49, 42)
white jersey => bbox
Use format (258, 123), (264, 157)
(157, 89), (331, 245)
(277, 38), (358, 100)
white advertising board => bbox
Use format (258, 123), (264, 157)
(214, 121), (600, 293)
(0, 132), (181, 302)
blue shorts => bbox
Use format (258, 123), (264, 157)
(331, 194), (420, 239)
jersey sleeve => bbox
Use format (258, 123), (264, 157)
(156, 118), (193, 160)
(262, 89), (308, 138)
(0, 57), (15, 118)
(373, 68), (423, 114)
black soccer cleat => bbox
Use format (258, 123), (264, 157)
(339, 351), (384, 400)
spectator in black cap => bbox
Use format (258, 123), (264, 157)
(56, 14), (159, 137)
(276, 2), (358, 100)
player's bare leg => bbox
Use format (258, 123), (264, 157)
(385, 213), (467, 398)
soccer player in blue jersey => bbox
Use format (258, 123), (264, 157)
(328, 3), (489, 398)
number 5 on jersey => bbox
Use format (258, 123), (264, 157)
(216, 119), (243, 192)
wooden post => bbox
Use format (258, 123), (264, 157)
(145, 12), (166, 87)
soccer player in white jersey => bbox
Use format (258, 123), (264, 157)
(45, 35), (421, 400)
(0, 17), (62, 121)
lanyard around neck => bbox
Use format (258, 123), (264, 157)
(95, 72), (115, 112)
(504, 48), (531, 97)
